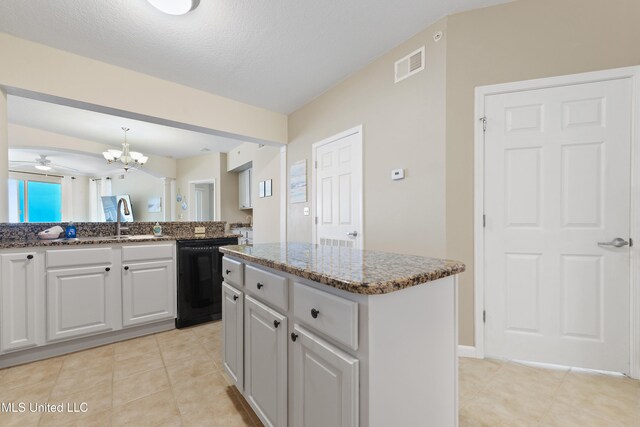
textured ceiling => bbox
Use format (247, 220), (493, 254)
(0, 0), (509, 114)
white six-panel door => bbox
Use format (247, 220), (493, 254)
(314, 128), (363, 248)
(484, 78), (632, 373)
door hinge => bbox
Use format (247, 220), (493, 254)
(314, 161), (318, 169)
(479, 116), (487, 132)
(482, 214), (486, 228)
(483, 310), (486, 323)
(314, 217), (318, 225)
(630, 238), (634, 247)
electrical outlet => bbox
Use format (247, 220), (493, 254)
(303, 207), (310, 216)
(194, 226), (205, 234)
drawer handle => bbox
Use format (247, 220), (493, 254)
(27, 254), (34, 260)
(311, 308), (320, 319)
(273, 320), (280, 328)
(105, 267), (111, 272)
(124, 266), (129, 271)
(291, 332), (298, 342)
(225, 269), (232, 275)
(257, 282), (264, 289)
(233, 295), (239, 301)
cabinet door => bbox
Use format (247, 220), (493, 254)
(47, 265), (115, 341)
(222, 282), (244, 391)
(292, 325), (359, 427)
(1, 252), (38, 352)
(122, 259), (175, 327)
(244, 295), (287, 427)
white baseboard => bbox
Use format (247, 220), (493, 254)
(458, 345), (479, 358)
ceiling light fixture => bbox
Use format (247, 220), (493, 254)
(102, 127), (148, 172)
(147, 0), (199, 15)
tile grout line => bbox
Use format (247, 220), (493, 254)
(37, 356), (65, 427)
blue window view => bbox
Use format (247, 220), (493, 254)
(8, 179), (63, 222)
(17, 180), (25, 222)
(27, 181), (62, 222)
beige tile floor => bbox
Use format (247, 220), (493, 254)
(0, 320), (638, 426)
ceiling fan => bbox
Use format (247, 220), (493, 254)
(9, 155), (81, 173)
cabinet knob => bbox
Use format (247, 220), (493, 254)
(225, 269), (232, 275)
(290, 332), (298, 342)
(26, 254), (34, 260)
(105, 267), (111, 272)
(257, 282), (264, 289)
(233, 295), (239, 301)
(124, 266), (129, 271)
(311, 308), (320, 319)
(273, 320), (280, 328)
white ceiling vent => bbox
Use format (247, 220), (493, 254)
(394, 46), (425, 83)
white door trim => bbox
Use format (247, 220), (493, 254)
(187, 179), (216, 221)
(474, 66), (640, 378)
(311, 125), (364, 248)
(280, 145), (287, 243)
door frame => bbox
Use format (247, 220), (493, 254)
(474, 66), (640, 378)
(311, 125), (364, 248)
(188, 179), (216, 221)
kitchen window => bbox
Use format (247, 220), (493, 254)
(9, 176), (62, 222)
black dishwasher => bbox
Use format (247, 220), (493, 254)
(176, 237), (238, 328)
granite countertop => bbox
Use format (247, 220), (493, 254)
(0, 233), (239, 249)
(220, 242), (465, 295)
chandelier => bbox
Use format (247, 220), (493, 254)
(102, 127), (148, 171)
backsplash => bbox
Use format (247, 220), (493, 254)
(0, 221), (227, 241)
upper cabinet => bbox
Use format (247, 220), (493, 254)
(239, 168), (253, 210)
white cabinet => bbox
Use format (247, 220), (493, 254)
(121, 243), (175, 328)
(239, 168), (253, 209)
(122, 259), (175, 327)
(292, 325), (359, 427)
(47, 264), (116, 342)
(223, 282), (244, 391)
(1, 252), (38, 352)
(244, 295), (287, 427)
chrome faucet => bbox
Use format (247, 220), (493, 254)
(116, 197), (130, 238)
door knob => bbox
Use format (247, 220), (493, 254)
(347, 231), (358, 237)
(124, 266), (129, 270)
(597, 237), (629, 248)
(233, 295), (238, 301)
(225, 269), (231, 275)
(311, 308), (320, 319)
(291, 332), (298, 342)
(257, 282), (264, 289)
(273, 320), (280, 328)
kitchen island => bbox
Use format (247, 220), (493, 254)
(220, 242), (465, 427)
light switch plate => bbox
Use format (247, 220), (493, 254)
(391, 168), (405, 180)
(303, 207), (310, 216)
(194, 226), (205, 234)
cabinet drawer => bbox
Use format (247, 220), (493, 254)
(293, 283), (358, 350)
(122, 244), (174, 262)
(245, 265), (288, 311)
(47, 247), (112, 268)
(222, 257), (244, 287)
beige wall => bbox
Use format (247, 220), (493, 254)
(0, 33), (287, 145)
(446, 0), (640, 345)
(286, 0), (640, 347)
(287, 19), (448, 257)
(110, 171), (164, 222)
(227, 142), (282, 243)
(219, 153), (246, 226)
(251, 145), (282, 244)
